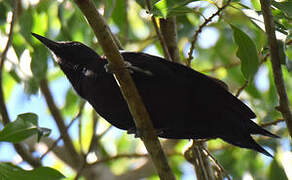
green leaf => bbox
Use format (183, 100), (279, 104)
(9, 70), (21, 83)
(272, 0), (292, 17)
(251, 0), (261, 11)
(63, 88), (79, 115)
(0, 113), (38, 143)
(112, 0), (127, 34)
(277, 40), (287, 65)
(0, 163), (64, 180)
(12, 33), (26, 58)
(268, 159), (288, 180)
(152, 0), (196, 18)
(230, 24), (259, 81)
(19, 8), (34, 44)
(0, 2), (8, 25)
(30, 45), (48, 80)
(24, 77), (40, 95)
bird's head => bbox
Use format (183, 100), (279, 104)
(32, 33), (101, 70)
(32, 33), (106, 96)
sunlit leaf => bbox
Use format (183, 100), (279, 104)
(152, 0), (197, 18)
(112, 0), (127, 34)
(31, 45), (48, 80)
(251, 0), (261, 11)
(19, 8), (34, 44)
(268, 159), (288, 180)
(277, 40), (287, 65)
(0, 163), (64, 180)
(12, 33), (26, 58)
(24, 77), (40, 95)
(231, 24), (259, 81)
(0, 113), (38, 143)
(272, 0), (292, 17)
(63, 88), (80, 115)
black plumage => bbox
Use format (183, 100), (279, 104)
(32, 33), (278, 157)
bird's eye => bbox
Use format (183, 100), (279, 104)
(82, 67), (87, 74)
(73, 64), (80, 70)
(82, 68), (96, 77)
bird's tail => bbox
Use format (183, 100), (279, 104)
(246, 120), (279, 138)
(220, 133), (274, 157)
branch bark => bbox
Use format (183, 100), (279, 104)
(74, 0), (176, 179)
(160, 17), (181, 63)
(145, 0), (172, 61)
(260, 0), (292, 137)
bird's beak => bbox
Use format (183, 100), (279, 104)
(31, 33), (59, 52)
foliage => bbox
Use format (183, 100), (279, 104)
(0, 0), (291, 179)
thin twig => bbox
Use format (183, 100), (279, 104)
(40, 101), (85, 160)
(260, 119), (285, 127)
(40, 79), (81, 167)
(78, 103), (84, 154)
(97, 125), (112, 139)
(89, 152), (181, 166)
(201, 147), (231, 180)
(0, 0), (16, 125)
(184, 141), (213, 180)
(235, 80), (249, 97)
(74, 154), (88, 180)
(202, 61), (240, 73)
(187, 0), (232, 67)
(87, 111), (99, 153)
(260, 0), (292, 137)
(145, 0), (172, 61)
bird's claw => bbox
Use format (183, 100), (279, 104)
(104, 61), (153, 76)
(127, 128), (163, 138)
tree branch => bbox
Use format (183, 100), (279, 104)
(0, 0), (42, 168)
(0, 1), (16, 125)
(145, 0), (172, 61)
(74, 0), (176, 179)
(40, 101), (84, 160)
(160, 17), (181, 63)
(260, 118), (285, 127)
(40, 79), (82, 168)
(260, 0), (292, 137)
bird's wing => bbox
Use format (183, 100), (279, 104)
(121, 52), (256, 119)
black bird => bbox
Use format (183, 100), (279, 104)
(32, 33), (278, 157)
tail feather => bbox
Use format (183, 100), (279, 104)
(246, 120), (279, 138)
(221, 133), (274, 157)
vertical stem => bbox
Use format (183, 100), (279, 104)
(160, 17), (181, 63)
(260, 0), (292, 137)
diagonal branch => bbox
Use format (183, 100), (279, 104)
(40, 79), (82, 168)
(260, 0), (292, 137)
(74, 0), (176, 179)
(40, 101), (84, 160)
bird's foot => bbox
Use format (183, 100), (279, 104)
(104, 61), (134, 74)
(104, 61), (153, 76)
(127, 128), (163, 138)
